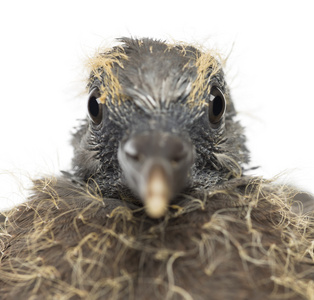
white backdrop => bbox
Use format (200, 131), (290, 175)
(0, 0), (313, 209)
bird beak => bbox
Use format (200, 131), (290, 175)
(145, 163), (171, 218)
(118, 132), (194, 218)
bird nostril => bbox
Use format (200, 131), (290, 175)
(124, 139), (143, 162)
(126, 152), (144, 162)
(169, 143), (189, 165)
(122, 133), (192, 168)
(170, 153), (185, 165)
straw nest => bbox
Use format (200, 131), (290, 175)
(0, 176), (313, 299)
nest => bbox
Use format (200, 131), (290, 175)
(0, 176), (313, 299)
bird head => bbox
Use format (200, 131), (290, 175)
(72, 38), (249, 218)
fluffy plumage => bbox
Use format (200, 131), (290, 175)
(0, 38), (313, 300)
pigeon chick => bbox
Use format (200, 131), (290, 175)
(0, 37), (313, 300)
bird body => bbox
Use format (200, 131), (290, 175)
(0, 38), (313, 299)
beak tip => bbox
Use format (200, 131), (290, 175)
(144, 165), (171, 218)
(145, 195), (168, 218)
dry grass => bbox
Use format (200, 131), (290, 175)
(0, 176), (313, 299)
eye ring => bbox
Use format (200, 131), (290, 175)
(87, 87), (103, 125)
(208, 86), (226, 126)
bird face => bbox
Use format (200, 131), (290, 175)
(72, 38), (249, 218)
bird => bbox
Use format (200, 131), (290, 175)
(0, 37), (313, 300)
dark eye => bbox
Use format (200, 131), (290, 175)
(208, 86), (226, 125)
(88, 88), (103, 125)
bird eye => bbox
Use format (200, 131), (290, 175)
(208, 86), (226, 125)
(88, 88), (103, 125)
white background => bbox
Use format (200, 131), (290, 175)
(0, 0), (313, 209)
